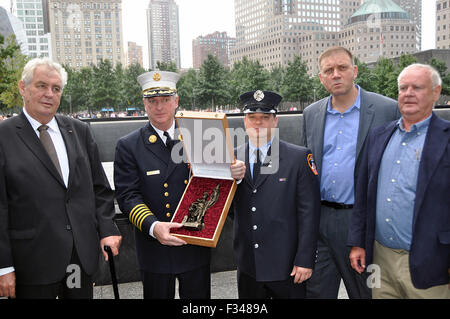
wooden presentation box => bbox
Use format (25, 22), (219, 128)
(170, 111), (237, 247)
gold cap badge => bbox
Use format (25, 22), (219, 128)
(153, 73), (161, 81)
(149, 135), (157, 143)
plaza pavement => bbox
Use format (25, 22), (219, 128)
(93, 270), (349, 299)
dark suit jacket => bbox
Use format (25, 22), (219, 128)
(300, 87), (400, 187)
(0, 113), (119, 285)
(114, 122), (210, 274)
(232, 139), (321, 282)
(348, 114), (450, 289)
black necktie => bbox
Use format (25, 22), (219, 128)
(38, 125), (63, 179)
(253, 149), (261, 183)
(164, 131), (174, 151)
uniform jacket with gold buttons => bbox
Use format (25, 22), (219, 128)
(232, 138), (321, 282)
(114, 122), (210, 274)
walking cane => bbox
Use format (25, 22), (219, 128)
(104, 246), (120, 299)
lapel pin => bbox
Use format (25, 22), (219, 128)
(149, 135), (157, 143)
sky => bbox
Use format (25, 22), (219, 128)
(0, 0), (437, 69)
(121, 0), (236, 69)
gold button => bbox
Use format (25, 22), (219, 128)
(164, 183), (168, 188)
(164, 192), (169, 197)
(166, 213), (171, 218)
(184, 180), (188, 185)
(166, 203), (170, 209)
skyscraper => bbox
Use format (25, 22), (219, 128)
(127, 41), (143, 67)
(47, 0), (125, 69)
(12, 0), (51, 58)
(392, 0), (422, 50)
(192, 31), (235, 69)
(436, 0), (450, 49)
(231, 0), (362, 70)
(0, 6), (29, 55)
(342, 0), (417, 63)
(147, 0), (181, 70)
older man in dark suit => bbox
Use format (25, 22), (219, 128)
(301, 46), (400, 299)
(232, 90), (321, 299)
(348, 64), (450, 298)
(0, 58), (122, 299)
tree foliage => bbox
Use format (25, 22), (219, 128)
(280, 56), (313, 109)
(195, 55), (231, 108)
(229, 57), (270, 104)
(2, 51), (450, 114)
(0, 35), (28, 112)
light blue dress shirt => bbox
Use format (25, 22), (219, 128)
(321, 85), (361, 205)
(375, 115), (431, 251)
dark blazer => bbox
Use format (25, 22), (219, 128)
(348, 114), (450, 289)
(0, 113), (119, 285)
(114, 122), (210, 274)
(232, 139), (321, 282)
(300, 87), (400, 186)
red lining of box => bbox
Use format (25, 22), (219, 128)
(171, 176), (233, 239)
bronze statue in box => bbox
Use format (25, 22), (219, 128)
(182, 184), (221, 231)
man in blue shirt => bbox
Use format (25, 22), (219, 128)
(349, 64), (450, 298)
(301, 47), (399, 299)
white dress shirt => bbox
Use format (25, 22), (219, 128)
(23, 107), (70, 187)
(148, 121), (176, 238)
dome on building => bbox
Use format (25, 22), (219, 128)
(349, 0), (410, 25)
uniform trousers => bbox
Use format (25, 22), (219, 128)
(372, 241), (450, 299)
(140, 264), (211, 299)
(306, 205), (371, 299)
(15, 248), (93, 299)
(237, 270), (306, 299)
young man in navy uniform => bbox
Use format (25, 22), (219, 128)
(114, 71), (245, 299)
(232, 90), (321, 298)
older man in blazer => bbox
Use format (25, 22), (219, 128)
(348, 64), (450, 298)
(0, 58), (121, 299)
(301, 47), (400, 299)
(232, 90), (321, 299)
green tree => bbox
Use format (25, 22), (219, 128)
(195, 55), (231, 109)
(354, 57), (377, 92)
(177, 69), (198, 109)
(280, 55), (313, 109)
(90, 59), (120, 111)
(373, 57), (395, 96)
(61, 66), (94, 114)
(229, 56), (270, 104)
(429, 58), (450, 96)
(156, 61), (178, 72)
(311, 75), (329, 101)
(385, 54), (418, 99)
(0, 35), (28, 112)
(122, 63), (146, 109)
(267, 65), (284, 93)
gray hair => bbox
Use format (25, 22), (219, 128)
(21, 58), (68, 89)
(398, 63), (442, 89)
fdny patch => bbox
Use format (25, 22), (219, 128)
(307, 153), (318, 176)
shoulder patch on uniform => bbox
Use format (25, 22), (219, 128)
(307, 153), (318, 176)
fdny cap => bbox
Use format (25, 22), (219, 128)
(137, 71), (180, 98)
(240, 90), (282, 114)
